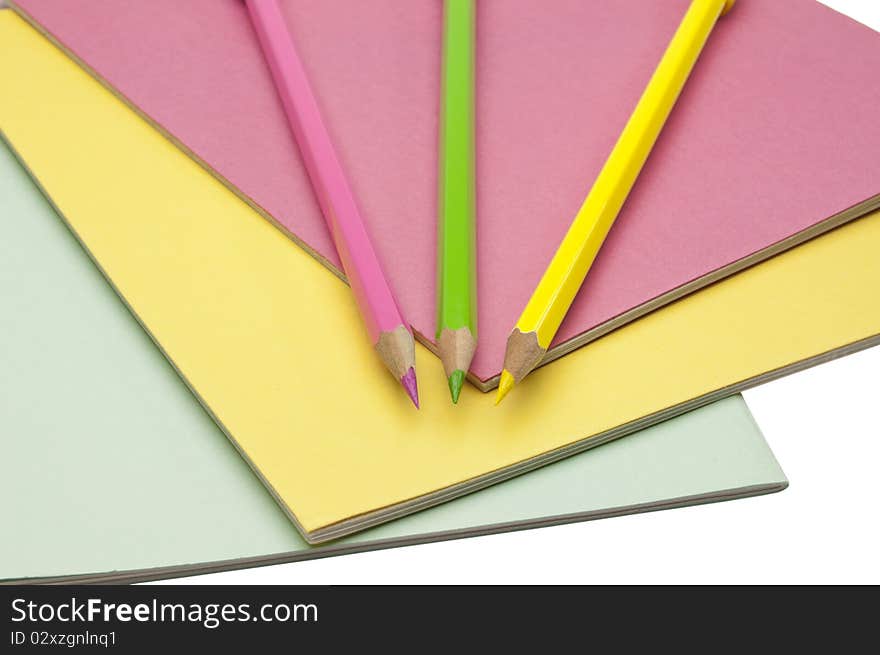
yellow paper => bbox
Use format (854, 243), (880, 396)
(1, 12), (878, 541)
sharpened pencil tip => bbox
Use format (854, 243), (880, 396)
(401, 367), (420, 408)
(448, 370), (466, 404)
(495, 370), (515, 405)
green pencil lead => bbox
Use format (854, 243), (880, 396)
(448, 369), (466, 404)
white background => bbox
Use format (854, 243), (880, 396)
(157, 0), (880, 585)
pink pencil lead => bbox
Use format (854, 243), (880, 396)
(400, 367), (420, 409)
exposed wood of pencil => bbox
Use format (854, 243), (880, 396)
(375, 324), (419, 407)
(438, 326), (477, 402)
(495, 329), (543, 405)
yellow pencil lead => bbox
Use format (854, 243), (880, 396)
(495, 370), (515, 405)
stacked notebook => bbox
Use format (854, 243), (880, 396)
(1, 1), (878, 581)
(0, 132), (795, 583)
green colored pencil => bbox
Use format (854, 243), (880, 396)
(437, 0), (477, 404)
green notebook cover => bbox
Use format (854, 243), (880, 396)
(0, 141), (787, 584)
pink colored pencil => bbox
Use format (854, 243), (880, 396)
(245, 0), (419, 407)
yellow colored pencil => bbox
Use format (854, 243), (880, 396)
(497, 0), (736, 404)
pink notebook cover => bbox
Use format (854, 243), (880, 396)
(13, 0), (880, 385)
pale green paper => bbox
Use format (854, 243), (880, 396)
(0, 142), (786, 583)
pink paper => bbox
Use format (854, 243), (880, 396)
(16, 0), (880, 382)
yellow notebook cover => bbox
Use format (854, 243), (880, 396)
(1, 12), (878, 542)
